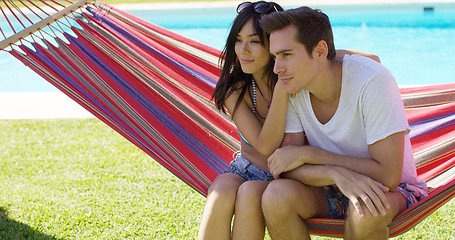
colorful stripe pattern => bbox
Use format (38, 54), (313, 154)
(6, 3), (455, 237)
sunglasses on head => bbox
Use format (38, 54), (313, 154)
(236, 1), (278, 14)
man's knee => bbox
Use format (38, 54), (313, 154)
(349, 200), (393, 222)
(262, 180), (301, 216)
(263, 180), (289, 203)
(346, 191), (405, 229)
(345, 200), (397, 239)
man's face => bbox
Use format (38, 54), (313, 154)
(269, 25), (319, 94)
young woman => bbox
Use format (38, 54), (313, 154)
(198, 2), (380, 239)
(199, 2), (287, 239)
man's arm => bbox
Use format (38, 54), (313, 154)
(269, 131), (403, 216)
(281, 163), (390, 217)
(268, 132), (404, 190)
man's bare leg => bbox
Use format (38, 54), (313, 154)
(344, 191), (407, 240)
(262, 179), (329, 240)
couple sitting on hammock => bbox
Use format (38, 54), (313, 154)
(198, 2), (427, 239)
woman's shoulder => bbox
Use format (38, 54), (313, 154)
(227, 80), (249, 98)
(225, 81), (252, 110)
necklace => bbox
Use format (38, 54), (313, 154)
(252, 79), (272, 108)
(251, 80), (269, 120)
(251, 79), (258, 115)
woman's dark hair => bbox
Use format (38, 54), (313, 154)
(212, 2), (283, 116)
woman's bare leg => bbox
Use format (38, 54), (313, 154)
(198, 173), (245, 240)
(232, 181), (270, 240)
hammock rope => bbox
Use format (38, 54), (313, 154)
(0, 0), (93, 50)
(1, 1), (454, 238)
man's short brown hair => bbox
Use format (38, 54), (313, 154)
(262, 6), (336, 61)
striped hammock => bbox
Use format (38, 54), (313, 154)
(1, 1), (454, 238)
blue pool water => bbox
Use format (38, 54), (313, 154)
(1, 3), (455, 92)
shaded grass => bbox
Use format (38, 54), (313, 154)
(0, 118), (453, 239)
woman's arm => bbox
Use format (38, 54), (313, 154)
(225, 81), (289, 157)
(336, 49), (381, 63)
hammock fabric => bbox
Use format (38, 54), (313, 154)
(1, 1), (454, 238)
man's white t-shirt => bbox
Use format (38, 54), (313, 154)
(285, 54), (427, 195)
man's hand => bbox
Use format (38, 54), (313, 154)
(268, 145), (307, 179)
(329, 166), (390, 217)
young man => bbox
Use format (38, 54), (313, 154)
(260, 6), (428, 239)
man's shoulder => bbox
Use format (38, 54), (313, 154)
(343, 54), (394, 85)
(344, 54), (391, 75)
(342, 54), (398, 102)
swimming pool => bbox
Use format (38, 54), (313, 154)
(1, 3), (455, 92)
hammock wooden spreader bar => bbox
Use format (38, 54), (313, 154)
(1, 1), (454, 238)
(0, 0), (94, 50)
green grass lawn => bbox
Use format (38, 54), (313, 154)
(0, 119), (454, 239)
(0, 119), (205, 239)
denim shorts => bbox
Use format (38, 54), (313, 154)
(323, 185), (350, 219)
(223, 153), (274, 181)
(323, 183), (426, 219)
(396, 183), (427, 208)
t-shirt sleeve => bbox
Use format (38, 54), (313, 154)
(285, 98), (304, 133)
(361, 74), (410, 145)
